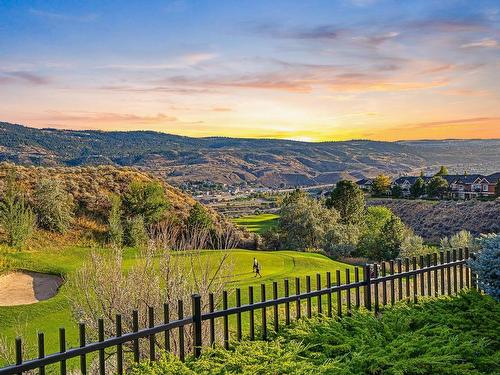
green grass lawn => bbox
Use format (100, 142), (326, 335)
(0, 245), (351, 366)
(232, 214), (279, 234)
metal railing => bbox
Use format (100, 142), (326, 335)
(0, 248), (476, 375)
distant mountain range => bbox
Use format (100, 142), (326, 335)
(1, 121), (499, 187)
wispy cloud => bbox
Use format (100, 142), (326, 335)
(249, 22), (342, 40)
(408, 117), (500, 129)
(29, 8), (98, 22)
(40, 111), (177, 126)
(99, 53), (218, 71)
(0, 71), (51, 85)
(460, 38), (498, 48)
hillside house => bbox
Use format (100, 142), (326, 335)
(392, 173), (500, 199)
(356, 178), (373, 191)
(392, 176), (431, 197)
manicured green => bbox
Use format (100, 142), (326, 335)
(132, 291), (500, 375)
(0, 245), (350, 365)
(232, 214), (279, 234)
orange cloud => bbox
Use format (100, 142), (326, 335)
(34, 111), (177, 129)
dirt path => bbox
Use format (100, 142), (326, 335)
(0, 271), (63, 306)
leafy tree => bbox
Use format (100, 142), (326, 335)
(378, 216), (406, 260)
(391, 184), (403, 199)
(127, 215), (148, 247)
(108, 194), (123, 247)
(410, 177), (426, 198)
(0, 170), (36, 249)
(426, 176), (449, 198)
(468, 234), (499, 300)
(495, 181), (500, 197)
(187, 202), (213, 229)
(33, 178), (73, 233)
(358, 206), (406, 261)
(435, 165), (449, 176)
(325, 180), (365, 224)
(123, 181), (169, 225)
(371, 174), (391, 197)
(279, 190), (339, 250)
(262, 227), (282, 250)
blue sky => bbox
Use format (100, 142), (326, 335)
(0, 0), (499, 140)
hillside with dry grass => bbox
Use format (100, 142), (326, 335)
(368, 198), (500, 243)
(2, 122), (499, 187)
(0, 163), (196, 220)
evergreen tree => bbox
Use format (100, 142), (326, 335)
(427, 176), (449, 198)
(108, 194), (123, 247)
(0, 170), (36, 249)
(391, 184), (403, 198)
(325, 180), (365, 224)
(410, 177), (426, 198)
(123, 180), (169, 225)
(187, 202), (213, 229)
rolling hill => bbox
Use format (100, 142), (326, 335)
(1, 121), (499, 187)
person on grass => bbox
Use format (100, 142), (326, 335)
(253, 257), (262, 277)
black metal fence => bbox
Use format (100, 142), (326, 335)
(0, 248), (476, 375)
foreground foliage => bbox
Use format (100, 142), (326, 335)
(469, 234), (500, 300)
(132, 292), (499, 375)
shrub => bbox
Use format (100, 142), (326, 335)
(399, 233), (433, 258)
(440, 230), (477, 251)
(108, 194), (123, 247)
(33, 178), (74, 233)
(469, 234), (500, 300)
(132, 292), (499, 375)
(0, 171), (36, 249)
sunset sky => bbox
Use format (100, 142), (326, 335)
(1, 0), (499, 141)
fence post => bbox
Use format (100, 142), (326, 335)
(363, 265), (372, 311)
(470, 252), (478, 290)
(191, 294), (202, 358)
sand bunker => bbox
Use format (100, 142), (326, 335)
(0, 271), (63, 306)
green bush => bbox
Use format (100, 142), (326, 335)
(132, 292), (499, 374)
(33, 178), (74, 233)
(0, 171), (36, 249)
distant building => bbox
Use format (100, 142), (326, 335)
(356, 178), (373, 191)
(392, 176), (431, 197)
(391, 173), (500, 199)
